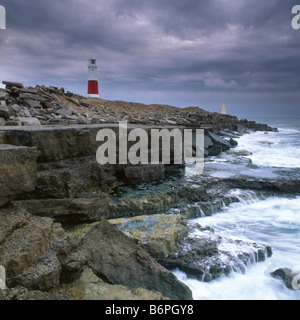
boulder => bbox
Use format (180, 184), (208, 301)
(0, 204), (86, 289)
(0, 207), (65, 290)
(208, 145), (222, 156)
(109, 214), (188, 259)
(82, 218), (193, 300)
(271, 268), (300, 290)
(207, 131), (231, 151)
(229, 138), (238, 147)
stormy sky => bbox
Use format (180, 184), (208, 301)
(0, 0), (300, 118)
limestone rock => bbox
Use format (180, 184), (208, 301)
(0, 144), (37, 207)
(16, 194), (110, 225)
(109, 214), (188, 259)
(124, 165), (165, 184)
(18, 117), (41, 126)
(207, 131), (231, 151)
(0, 286), (72, 300)
(51, 266), (169, 300)
(0, 207), (65, 289)
(82, 218), (193, 300)
(0, 102), (10, 120)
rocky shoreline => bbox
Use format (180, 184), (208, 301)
(2, 80), (297, 300)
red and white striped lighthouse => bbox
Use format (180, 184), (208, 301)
(87, 57), (99, 98)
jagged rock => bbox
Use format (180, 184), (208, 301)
(109, 214), (188, 259)
(0, 203), (87, 290)
(0, 207), (65, 289)
(0, 118), (5, 126)
(82, 218), (193, 300)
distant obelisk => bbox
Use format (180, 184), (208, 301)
(87, 57), (99, 98)
(220, 102), (227, 115)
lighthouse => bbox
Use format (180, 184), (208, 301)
(220, 102), (227, 115)
(87, 57), (99, 98)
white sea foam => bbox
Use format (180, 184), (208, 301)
(175, 197), (300, 300)
(178, 119), (300, 300)
(235, 126), (300, 168)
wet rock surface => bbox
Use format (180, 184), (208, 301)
(271, 268), (300, 290)
(160, 223), (273, 282)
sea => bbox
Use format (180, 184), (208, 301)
(174, 117), (300, 300)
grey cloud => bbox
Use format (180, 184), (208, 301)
(0, 0), (299, 117)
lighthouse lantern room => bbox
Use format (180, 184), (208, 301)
(88, 58), (99, 98)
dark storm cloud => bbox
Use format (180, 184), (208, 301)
(0, 0), (299, 117)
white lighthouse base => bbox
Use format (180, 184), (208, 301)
(88, 94), (99, 98)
